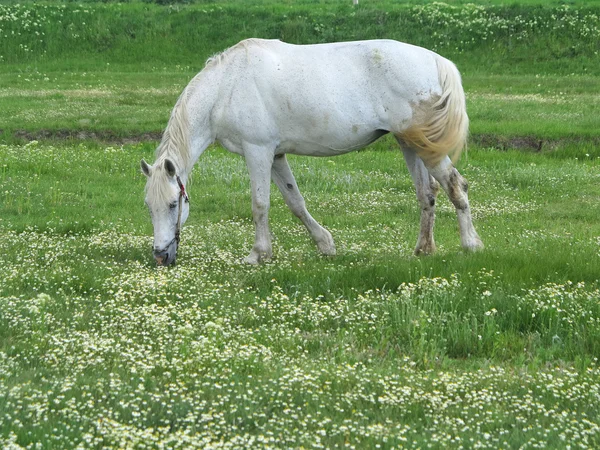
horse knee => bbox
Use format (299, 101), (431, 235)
(252, 199), (269, 218)
(286, 197), (307, 219)
(426, 193), (436, 208)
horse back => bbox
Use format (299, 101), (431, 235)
(211, 39), (454, 156)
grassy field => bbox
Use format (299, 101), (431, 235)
(1, 0), (600, 448)
(1, 141), (600, 448)
(1, 0), (599, 142)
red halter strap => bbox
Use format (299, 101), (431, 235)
(174, 176), (189, 245)
(176, 176), (189, 203)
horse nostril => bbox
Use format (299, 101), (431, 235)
(154, 252), (168, 265)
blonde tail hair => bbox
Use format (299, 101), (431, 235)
(399, 55), (469, 166)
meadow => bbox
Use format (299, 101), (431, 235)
(1, 0), (600, 448)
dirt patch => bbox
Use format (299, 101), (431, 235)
(6, 129), (163, 145)
(3, 129), (599, 151)
(473, 134), (545, 151)
(471, 134), (600, 152)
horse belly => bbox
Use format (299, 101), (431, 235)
(268, 85), (398, 156)
(277, 127), (389, 157)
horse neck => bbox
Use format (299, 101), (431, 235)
(182, 67), (222, 174)
(157, 66), (221, 182)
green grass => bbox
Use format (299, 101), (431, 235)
(1, 1), (599, 142)
(1, 141), (600, 448)
(1, 1), (599, 74)
(1, 0), (600, 448)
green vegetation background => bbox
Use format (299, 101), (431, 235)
(2, 0), (599, 142)
(2, 2), (600, 448)
(2, 0), (598, 74)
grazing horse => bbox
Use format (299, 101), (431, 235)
(141, 38), (483, 266)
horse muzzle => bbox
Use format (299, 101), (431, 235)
(153, 240), (178, 266)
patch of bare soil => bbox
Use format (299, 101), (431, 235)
(6, 129), (163, 145)
(3, 129), (599, 151)
(473, 134), (546, 151)
(472, 134), (600, 152)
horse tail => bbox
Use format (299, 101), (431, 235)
(398, 54), (469, 166)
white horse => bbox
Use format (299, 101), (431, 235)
(141, 38), (483, 266)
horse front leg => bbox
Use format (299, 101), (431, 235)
(426, 156), (484, 252)
(244, 144), (274, 264)
(271, 154), (336, 256)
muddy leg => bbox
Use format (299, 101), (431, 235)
(426, 156), (484, 251)
(402, 149), (440, 255)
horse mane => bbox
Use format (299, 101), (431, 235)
(148, 38), (271, 207)
(147, 82), (196, 208)
(155, 88), (192, 173)
(205, 38), (271, 68)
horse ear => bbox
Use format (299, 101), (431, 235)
(164, 158), (177, 178)
(141, 159), (151, 177)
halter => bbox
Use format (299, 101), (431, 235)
(155, 176), (189, 256)
(174, 175), (189, 245)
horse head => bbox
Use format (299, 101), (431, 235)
(141, 158), (190, 266)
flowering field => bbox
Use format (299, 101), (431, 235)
(1, 1), (598, 73)
(2, 0), (600, 448)
(1, 139), (600, 448)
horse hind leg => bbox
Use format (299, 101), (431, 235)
(271, 154), (336, 256)
(426, 156), (484, 252)
(402, 148), (440, 255)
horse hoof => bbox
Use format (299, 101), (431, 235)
(317, 242), (336, 257)
(316, 230), (336, 256)
(414, 248), (435, 256)
(463, 237), (484, 252)
(243, 256), (260, 265)
(243, 249), (272, 265)
(414, 240), (436, 256)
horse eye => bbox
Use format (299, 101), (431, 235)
(169, 201), (177, 210)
